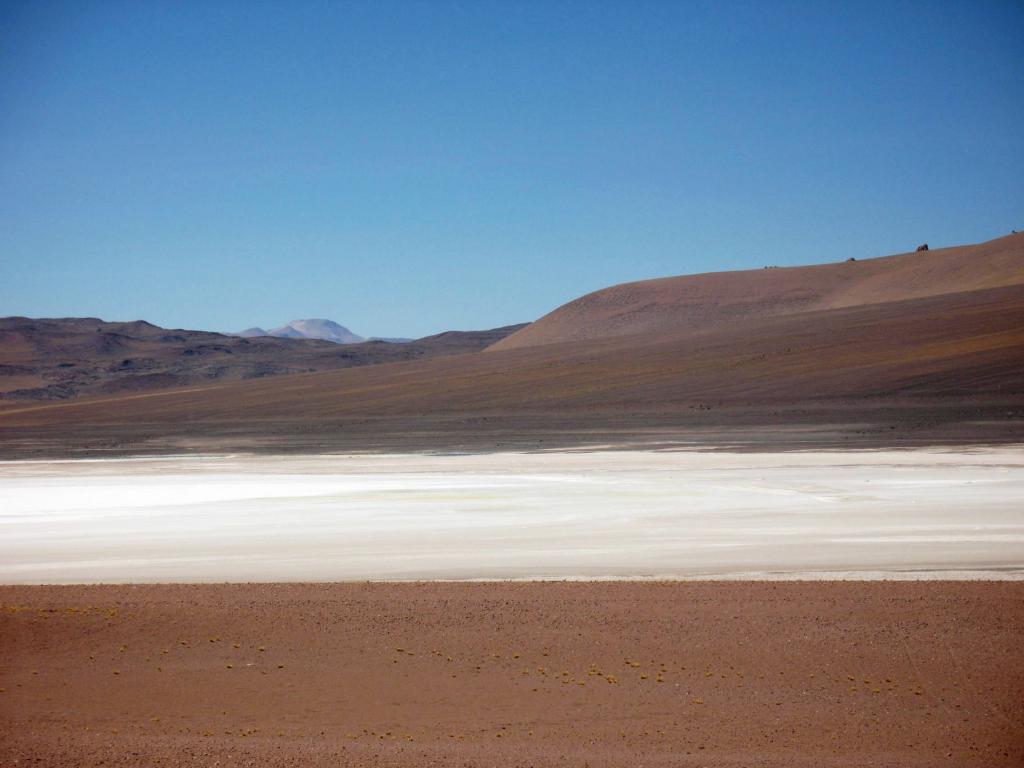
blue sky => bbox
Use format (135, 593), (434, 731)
(1, 1), (1022, 337)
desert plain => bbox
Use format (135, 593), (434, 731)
(2, 448), (1024, 766)
(5, 0), (1024, 760)
(2, 581), (1022, 767)
(3, 235), (1024, 765)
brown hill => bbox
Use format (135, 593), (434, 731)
(3, 234), (1022, 457)
(2, 283), (1021, 456)
(0, 318), (526, 402)
(489, 233), (1024, 351)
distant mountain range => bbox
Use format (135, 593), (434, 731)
(233, 319), (412, 345)
(0, 316), (526, 402)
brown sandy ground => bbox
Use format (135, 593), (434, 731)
(1, 582), (1022, 767)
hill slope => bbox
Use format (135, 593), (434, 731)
(490, 233), (1024, 351)
(2, 284), (1021, 455)
(3, 234), (1022, 456)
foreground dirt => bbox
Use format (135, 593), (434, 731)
(1, 582), (1022, 767)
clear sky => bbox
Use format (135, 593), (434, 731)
(1, 1), (1022, 338)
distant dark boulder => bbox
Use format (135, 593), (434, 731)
(916, 243), (929, 252)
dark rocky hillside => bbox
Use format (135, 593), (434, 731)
(0, 317), (527, 402)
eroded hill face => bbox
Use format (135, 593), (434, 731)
(489, 233), (1024, 351)
(0, 318), (527, 402)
